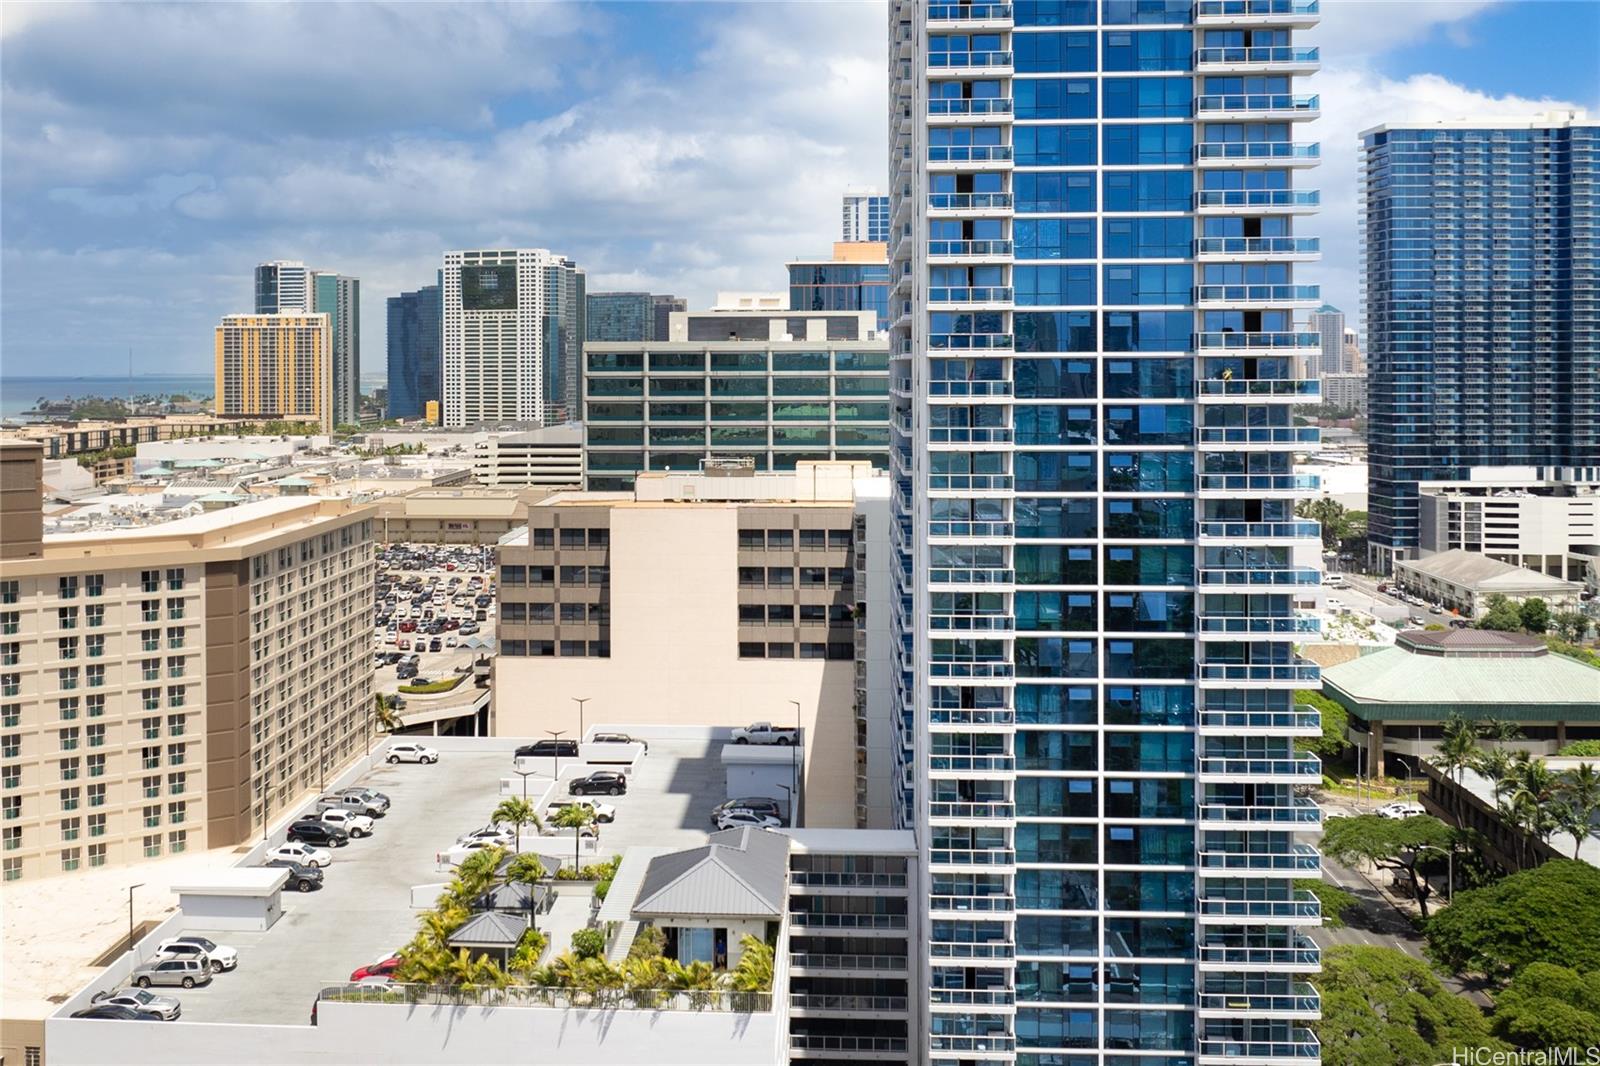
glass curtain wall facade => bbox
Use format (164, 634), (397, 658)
(889, 1), (1325, 1062)
(386, 283), (442, 420)
(789, 260), (894, 332)
(587, 292), (655, 342)
(1360, 115), (1600, 572)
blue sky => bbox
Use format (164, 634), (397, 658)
(1, 0), (1594, 378)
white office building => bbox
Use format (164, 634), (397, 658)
(441, 249), (586, 429)
(471, 424), (586, 489)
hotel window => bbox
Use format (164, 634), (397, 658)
(59, 576), (79, 600)
(169, 830), (187, 853)
(88, 843), (106, 867)
(168, 772), (186, 795)
(0, 611), (16, 635)
(57, 637), (78, 660)
(143, 834), (161, 858)
(60, 757), (79, 781)
(167, 569), (185, 591)
(61, 817), (80, 841)
(167, 598), (185, 620)
(0, 643), (16, 667)
(85, 605), (105, 628)
(85, 634), (105, 658)
(2, 795), (20, 820)
(88, 813), (106, 836)
(86, 724), (104, 748)
(169, 744), (187, 767)
(59, 787), (79, 811)
(143, 804), (160, 828)
(87, 783), (105, 807)
(168, 801), (187, 825)
(58, 607), (78, 630)
(0, 581), (16, 604)
(1, 765), (16, 789)
(168, 714), (186, 737)
(140, 570), (159, 593)
(142, 629), (160, 652)
(85, 664), (105, 688)
(86, 694), (105, 717)
(59, 727), (79, 751)
(4, 857), (22, 880)
(61, 848), (81, 872)
(167, 627), (185, 649)
(87, 754), (105, 778)
(58, 667), (79, 690)
(1, 733), (18, 757)
(85, 574), (104, 597)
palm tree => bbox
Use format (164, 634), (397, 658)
(550, 805), (596, 871)
(1503, 757), (1560, 868)
(1556, 762), (1600, 859)
(1472, 746), (1516, 797)
(373, 692), (403, 733)
(453, 845), (506, 903)
(1435, 714), (1482, 827)
(492, 798), (541, 856)
(502, 852), (546, 930)
(726, 934), (774, 993)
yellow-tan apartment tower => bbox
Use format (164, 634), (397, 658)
(0, 441), (376, 884)
(215, 312), (333, 432)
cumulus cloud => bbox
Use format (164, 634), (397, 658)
(0, 0), (1583, 376)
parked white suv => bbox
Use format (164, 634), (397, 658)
(157, 936), (239, 972)
(387, 742), (439, 764)
(320, 809), (375, 838)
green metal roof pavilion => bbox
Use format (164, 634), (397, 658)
(1322, 639), (1600, 723)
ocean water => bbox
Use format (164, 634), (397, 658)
(0, 374), (220, 421)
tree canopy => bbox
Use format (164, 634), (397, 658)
(1491, 963), (1600, 1052)
(1321, 814), (1457, 918)
(1425, 860), (1600, 983)
(1517, 597), (1550, 634)
(1313, 945), (1503, 1066)
(1477, 594), (1524, 633)
(1294, 689), (1348, 761)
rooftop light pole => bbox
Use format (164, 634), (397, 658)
(127, 882), (145, 960)
(573, 697), (590, 743)
(788, 700), (802, 825)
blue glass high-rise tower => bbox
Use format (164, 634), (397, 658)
(1360, 112), (1600, 572)
(888, 2), (1326, 1063)
(386, 282), (441, 420)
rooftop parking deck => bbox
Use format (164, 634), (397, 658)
(118, 736), (730, 1028)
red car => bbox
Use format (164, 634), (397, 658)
(349, 954), (402, 982)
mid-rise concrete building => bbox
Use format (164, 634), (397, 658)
(1321, 372), (1367, 414)
(470, 425), (586, 489)
(442, 249), (586, 428)
(0, 441), (375, 885)
(583, 306), (889, 491)
(1416, 468), (1600, 582)
(214, 313), (334, 432)
(787, 242), (892, 333)
(492, 461), (892, 830)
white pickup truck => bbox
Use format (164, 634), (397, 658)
(731, 722), (799, 746)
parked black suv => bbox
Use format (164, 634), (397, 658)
(569, 771), (627, 796)
(287, 820), (349, 848)
(516, 739), (578, 759)
(264, 858), (324, 892)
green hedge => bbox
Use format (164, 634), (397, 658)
(398, 676), (465, 695)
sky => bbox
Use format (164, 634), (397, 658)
(1, 0), (1596, 379)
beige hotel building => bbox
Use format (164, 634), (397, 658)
(0, 441), (374, 883)
(215, 311), (334, 432)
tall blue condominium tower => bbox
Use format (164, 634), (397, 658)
(1360, 111), (1600, 573)
(887, 1), (1326, 1063)
(386, 282), (442, 420)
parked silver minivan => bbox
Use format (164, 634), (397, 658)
(130, 956), (213, 989)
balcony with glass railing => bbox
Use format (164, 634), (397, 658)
(930, 940), (1016, 961)
(1198, 799), (1322, 829)
(929, 845), (1016, 867)
(1198, 751), (1321, 780)
(1196, 190), (1320, 214)
(929, 612), (1017, 632)
(1199, 935), (1321, 970)
(928, 191), (1014, 211)
(1195, 94), (1320, 120)
(1195, 331), (1319, 353)
(931, 1033), (1017, 1054)
(1198, 1028), (1321, 1064)
(1195, 141), (1321, 168)
(929, 286), (1015, 304)
(929, 145), (1014, 164)
(928, 893), (1016, 916)
(929, 987), (1018, 1007)
(1197, 472), (1321, 494)
(1194, 45), (1320, 72)
(1195, 236), (1321, 259)
(928, 379), (1013, 398)
(929, 566), (1014, 585)
(789, 952), (910, 972)
(789, 993), (911, 1014)
(928, 238), (1013, 258)
(929, 800), (1017, 821)
(1199, 706), (1322, 734)
(928, 519), (1015, 539)
(1198, 842), (1322, 877)
(1194, 0), (1321, 26)
(1197, 427), (1321, 448)
(928, 473), (1014, 492)
(1198, 661), (1323, 683)
(929, 706), (1016, 727)
(1195, 284), (1321, 306)
(926, 3), (1014, 24)
(927, 50), (1014, 71)
(1197, 565), (1320, 588)
(1197, 613), (1321, 637)
(1198, 983), (1320, 1018)
(929, 99), (1015, 120)
(1198, 889), (1323, 922)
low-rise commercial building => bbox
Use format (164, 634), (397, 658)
(470, 424), (585, 488)
(1321, 628), (1600, 775)
(493, 462), (892, 829)
(1394, 548), (1585, 617)
(368, 486), (548, 545)
(1417, 468), (1599, 582)
(582, 307), (889, 491)
(0, 442), (375, 886)
(2, 415), (323, 461)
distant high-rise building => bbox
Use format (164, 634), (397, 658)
(386, 281), (442, 420)
(441, 249), (584, 428)
(314, 272), (360, 426)
(787, 241), (891, 333)
(1341, 327), (1364, 375)
(1309, 305), (1344, 380)
(586, 292), (654, 342)
(893, 3), (1326, 1061)
(254, 260), (311, 313)
(841, 187), (890, 243)
(651, 294), (686, 343)
(1361, 111), (1599, 571)
(214, 312), (332, 431)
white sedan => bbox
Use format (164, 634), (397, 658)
(440, 839), (509, 866)
(386, 742), (439, 765)
(320, 809), (375, 838)
(268, 841), (332, 868)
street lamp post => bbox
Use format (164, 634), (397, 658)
(573, 698), (590, 743)
(545, 729), (568, 785)
(787, 700), (802, 825)
(514, 767), (537, 803)
(127, 882), (145, 959)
